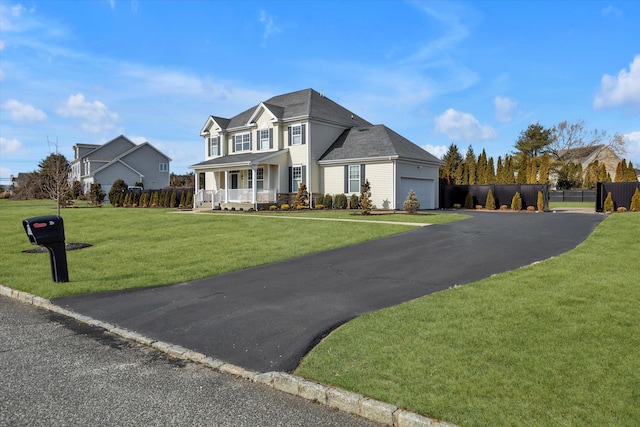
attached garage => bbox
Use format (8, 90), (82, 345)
(400, 177), (435, 210)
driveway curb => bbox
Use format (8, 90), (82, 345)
(1, 285), (457, 427)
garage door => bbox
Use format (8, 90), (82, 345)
(400, 178), (433, 210)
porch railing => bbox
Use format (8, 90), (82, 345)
(195, 188), (277, 207)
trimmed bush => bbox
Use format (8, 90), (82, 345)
(280, 203), (290, 211)
(349, 194), (359, 210)
(500, 204), (508, 211)
(464, 192), (474, 209)
(334, 194), (347, 209)
(511, 192), (522, 211)
(296, 204), (306, 210)
(170, 191), (177, 208)
(604, 192), (614, 213)
(485, 189), (495, 210)
(323, 194), (333, 209)
(315, 204), (324, 210)
(139, 192), (149, 208)
(108, 179), (128, 203)
(617, 206), (627, 213)
(537, 190), (545, 212)
(630, 188), (640, 212)
(293, 183), (309, 209)
(403, 189), (420, 214)
(269, 205), (277, 211)
(527, 206), (535, 212)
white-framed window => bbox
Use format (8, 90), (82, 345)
(159, 163), (168, 172)
(349, 165), (360, 193)
(248, 167), (264, 189)
(259, 129), (270, 150)
(233, 133), (251, 152)
(292, 166), (302, 191)
(208, 136), (219, 156)
(291, 125), (302, 145)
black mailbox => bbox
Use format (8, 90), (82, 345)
(23, 215), (69, 283)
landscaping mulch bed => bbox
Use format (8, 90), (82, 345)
(22, 243), (93, 254)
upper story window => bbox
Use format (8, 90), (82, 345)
(208, 136), (219, 156)
(259, 129), (271, 150)
(288, 124), (306, 146)
(159, 163), (168, 172)
(233, 133), (251, 152)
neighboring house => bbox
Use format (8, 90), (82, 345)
(552, 144), (621, 187)
(191, 88), (443, 210)
(70, 135), (171, 197)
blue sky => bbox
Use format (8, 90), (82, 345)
(1, 0), (639, 186)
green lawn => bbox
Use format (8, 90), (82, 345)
(549, 201), (595, 209)
(296, 213), (640, 426)
(0, 200), (465, 299)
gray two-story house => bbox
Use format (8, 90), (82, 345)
(70, 135), (171, 197)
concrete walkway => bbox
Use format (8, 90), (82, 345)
(54, 211), (604, 373)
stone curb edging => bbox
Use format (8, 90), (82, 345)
(1, 285), (457, 427)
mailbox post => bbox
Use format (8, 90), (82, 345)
(23, 215), (69, 283)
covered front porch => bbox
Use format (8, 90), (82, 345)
(192, 151), (287, 210)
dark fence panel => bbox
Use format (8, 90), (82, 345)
(596, 182), (640, 211)
(440, 184), (549, 210)
(549, 190), (596, 203)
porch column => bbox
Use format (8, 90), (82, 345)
(224, 170), (229, 205)
(194, 172), (199, 209)
(251, 165), (258, 210)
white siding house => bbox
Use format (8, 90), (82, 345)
(191, 89), (443, 210)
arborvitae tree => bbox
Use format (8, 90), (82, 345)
(538, 153), (550, 184)
(504, 155), (516, 184)
(293, 182), (309, 208)
(614, 160), (626, 182)
(476, 149), (488, 184)
(603, 192), (614, 213)
(349, 193), (359, 209)
(440, 143), (464, 185)
(179, 191), (186, 207)
(496, 156), (504, 183)
(485, 189), (495, 210)
(454, 163), (464, 185)
(334, 193), (347, 209)
(537, 190), (545, 211)
(170, 191), (177, 208)
(403, 189), (420, 214)
(598, 163), (609, 183)
(625, 161), (638, 182)
(150, 191), (159, 207)
(526, 156), (538, 184)
(359, 179), (372, 215)
(139, 192), (149, 208)
(185, 190), (193, 208)
(464, 192), (474, 209)
(630, 188), (640, 212)
(123, 192), (131, 207)
(515, 154), (528, 184)
(464, 145), (476, 185)
(511, 191), (522, 211)
(583, 161), (599, 189)
(487, 157), (496, 184)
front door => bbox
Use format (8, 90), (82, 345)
(230, 172), (239, 189)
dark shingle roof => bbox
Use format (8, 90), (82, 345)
(189, 150), (287, 168)
(319, 125), (442, 164)
(220, 89), (371, 130)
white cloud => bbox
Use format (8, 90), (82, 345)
(434, 108), (497, 142)
(0, 136), (22, 154)
(259, 9), (281, 40)
(594, 55), (640, 109)
(624, 131), (640, 164)
(424, 144), (448, 159)
(601, 6), (622, 17)
(55, 93), (119, 133)
(1, 99), (47, 122)
(494, 96), (517, 123)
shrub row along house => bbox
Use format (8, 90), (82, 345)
(190, 88), (443, 210)
(70, 135), (171, 196)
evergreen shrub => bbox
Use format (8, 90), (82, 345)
(604, 192), (614, 213)
(464, 192), (474, 209)
(403, 189), (420, 214)
(630, 188), (640, 212)
(511, 192), (522, 211)
(349, 194), (359, 209)
(537, 190), (545, 211)
(485, 189), (495, 210)
(280, 203), (290, 211)
(323, 194), (333, 209)
(334, 194), (347, 209)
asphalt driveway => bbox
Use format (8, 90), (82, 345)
(54, 211), (604, 373)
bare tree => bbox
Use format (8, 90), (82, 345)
(548, 119), (626, 160)
(39, 153), (71, 216)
